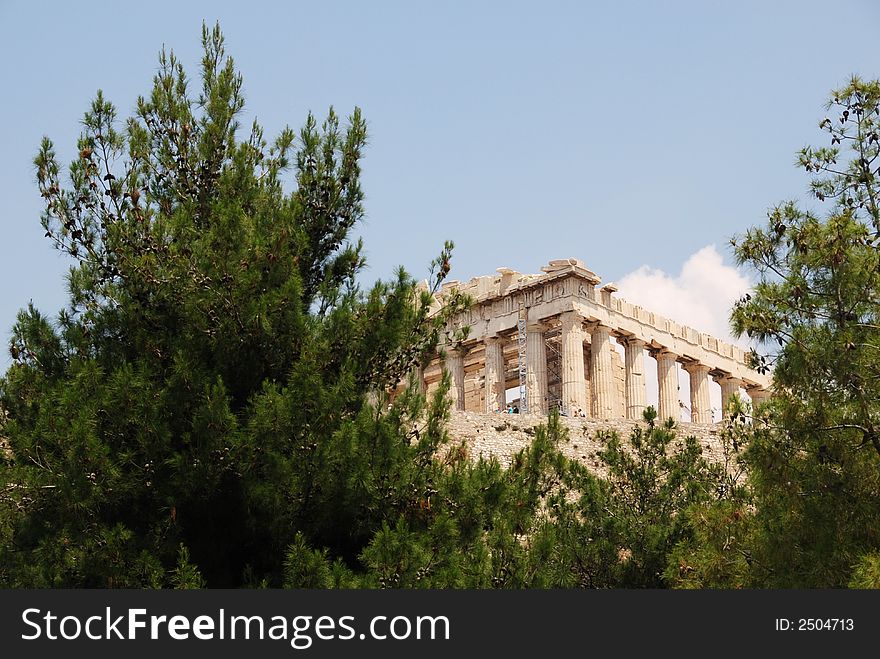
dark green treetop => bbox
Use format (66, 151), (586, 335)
(730, 77), (880, 587)
(0, 23), (469, 587)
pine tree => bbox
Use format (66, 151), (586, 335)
(0, 24), (469, 587)
(524, 409), (732, 588)
(730, 77), (880, 587)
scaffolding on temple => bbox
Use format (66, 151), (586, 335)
(544, 327), (563, 413)
(517, 303), (528, 414)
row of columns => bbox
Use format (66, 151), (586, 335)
(440, 315), (769, 421)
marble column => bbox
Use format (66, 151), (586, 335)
(559, 312), (588, 416)
(684, 362), (712, 424)
(412, 364), (427, 396)
(526, 324), (549, 414)
(621, 337), (647, 420)
(747, 387), (772, 410)
(715, 375), (743, 419)
(484, 337), (506, 413)
(444, 347), (465, 411)
(590, 324), (616, 419)
(656, 350), (680, 422)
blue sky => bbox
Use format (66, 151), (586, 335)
(2, 0), (879, 375)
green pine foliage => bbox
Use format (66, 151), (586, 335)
(171, 544), (207, 590)
(3, 22), (879, 590)
(527, 408), (733, 588)
(0, 24), (471, 587)
(848, 552), (880, 588)
(594, 409), (724, 587)
(731, 77), (880, 587)
(664, 408), (754, 589)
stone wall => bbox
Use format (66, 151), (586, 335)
(444, 410), (728, 475)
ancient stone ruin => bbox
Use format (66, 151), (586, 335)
(416, 258), (771, 424)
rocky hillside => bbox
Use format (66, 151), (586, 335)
(444, 410), (729, 474)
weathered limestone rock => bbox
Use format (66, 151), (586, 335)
(446, 410), (729, 472)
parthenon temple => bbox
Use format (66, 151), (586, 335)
(417, 258), (771, 423)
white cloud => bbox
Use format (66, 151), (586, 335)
(615, 244), (751, 348)
(614, 245), (753, 421)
